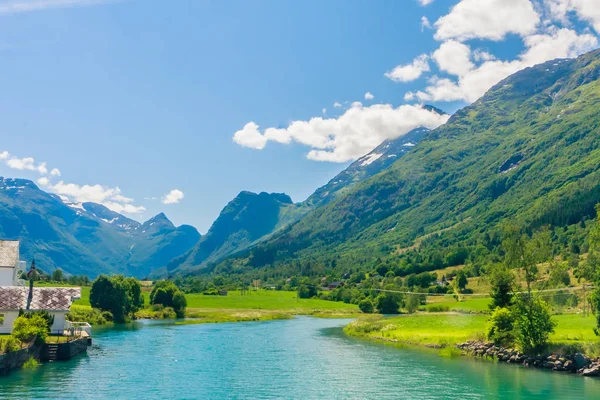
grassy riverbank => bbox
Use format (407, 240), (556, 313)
(55, 284), (359, 324)
(344, 313), (600, 356)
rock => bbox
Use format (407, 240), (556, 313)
(563, 360), (575, 371)
(581, 366), (600, 377)
(575, 353), (591, 369)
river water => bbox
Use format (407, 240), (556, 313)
(1, 317), (599, 399)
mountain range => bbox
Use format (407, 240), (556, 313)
(3, 49), (600, 279)
(0, 177), (200, 277)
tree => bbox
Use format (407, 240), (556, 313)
(90, 275), (139, 322)
(358, 298), (375, 314)
(486, 307), (515, 347)
(52, 269), (64, 282)
(376, 288), (403, 314)
(150, 280), (187, 318)
(488, 263), (515, 310)
(406, 294), (420, 314)
(454, 270), (468, 291)
(502, 226), (555, 354)
(512, 296), (556, 354)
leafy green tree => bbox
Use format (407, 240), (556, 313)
(358, 298), (374, 314)
(376, 288), (403, 314)
(512, 296), (556, 354)
(406, 294), (420, 314)
(488, 264), (516, 310)
(90, 275), (139, 322)
(454, 270), (468, 291)
(486, 307), (515, 346)
(52, 268), (64, 282)
(150, 280), (187, 318)
(502, 226), (555, 354)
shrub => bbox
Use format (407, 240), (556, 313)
(23, 357), (40, 369)
(426, 304), (450, 312)
(67, 306), (110, 325)
(0, 336), (21, 354)
(12, 315), (50, 344)
(486, 307), (515, 346)
(358, 298), (375, 314)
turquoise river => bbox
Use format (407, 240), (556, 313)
(2, 317), (600, 399)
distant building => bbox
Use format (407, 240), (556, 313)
(328, 281), (344, 290)
(0, 240), (81, 335)
(218, 290), (228, 296)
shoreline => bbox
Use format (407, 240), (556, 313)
(343, 314), (600, 379)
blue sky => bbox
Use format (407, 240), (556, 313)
(0, 0), (598, 232)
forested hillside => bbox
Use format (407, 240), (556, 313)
(203, 49), (600, 279)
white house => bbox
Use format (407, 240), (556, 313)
(0, 240), (81, 335)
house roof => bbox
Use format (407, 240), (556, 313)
(0, 286), (81, 311)
(0, 240), (19, 268)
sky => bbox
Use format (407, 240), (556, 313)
(0, 0), (598, 233)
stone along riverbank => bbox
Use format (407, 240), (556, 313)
(457, 341), (600, 377)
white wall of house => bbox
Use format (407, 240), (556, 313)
(0, 268), (14, 286)
(0, 310), (69, 335)
(50, 312), (68, 334)
(0, 311), (19, 334)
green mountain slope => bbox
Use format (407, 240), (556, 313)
(0, 178), (200, 277)
(168, 121), (439, 274)
(205, 49), (600, 276)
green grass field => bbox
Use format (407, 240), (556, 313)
(345, 313), (599, 353)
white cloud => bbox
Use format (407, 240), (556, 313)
(37, 177), (49, 186)
(546, 0), (600, 33)
(50, 181), (146, 214)
(0, 0), (114, 15)
(162, 189), (184, 205)
(421, 16), (431, 31)
(432, 40), (474, 76)
(50, 168), (61, 176)
(412, 27), (598, 103)
(1, 152), (50, 175)
(333, 102), (342, 108)
(418, 0), (435, 5)
(434, 0), (540, 41)
(322, 108), (327, 114)
(385, 54), (430, 82)
(233, 104), (449, 163)
(364, 92), (374, 100)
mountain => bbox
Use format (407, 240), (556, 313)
(165, 191), (306, 274)
(167, 117), (441, 274)
(0, 177), (200, 277)
(304, 126), (433, 208)
(203, 49), (600, 277)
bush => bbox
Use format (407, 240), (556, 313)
(426, 304), (450, 312)
(358, 298), (375, 314)
(67, 306), (110, 325)
(486, 307), (515, 346)
(12, 315), (50, 344)
(0, 336), (21, 354)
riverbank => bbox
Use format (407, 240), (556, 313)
(344, 313), (600, 377)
